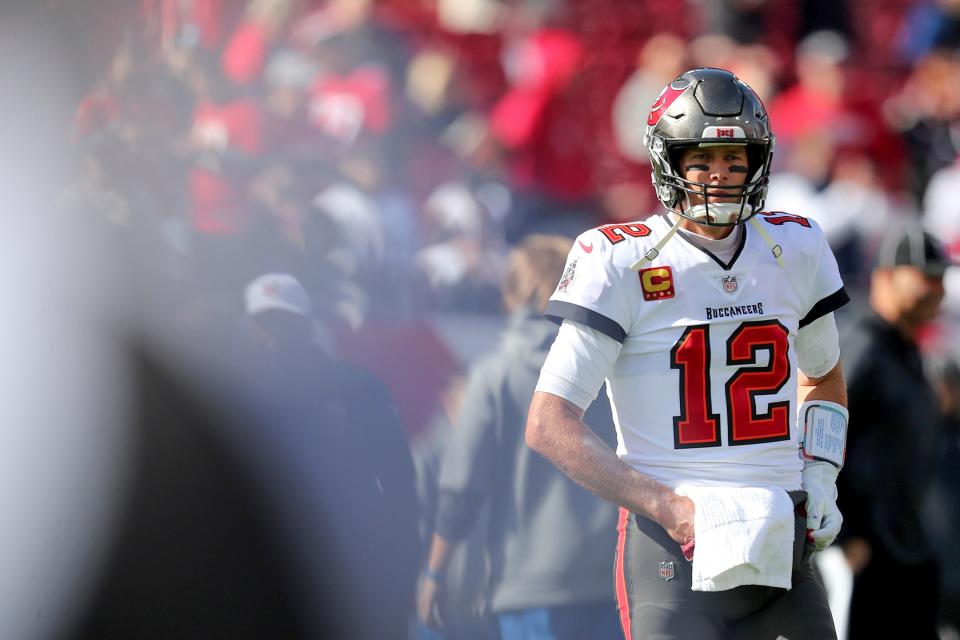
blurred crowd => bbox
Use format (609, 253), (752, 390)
(64, 0), (960, 363)
(40, 0), (960, 637)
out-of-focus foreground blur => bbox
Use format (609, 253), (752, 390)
(2, 0), (960, 638)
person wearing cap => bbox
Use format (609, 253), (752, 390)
(239, 273), (422, 639)
(243, 272), (317, 351)
(837, 226), (950, 640)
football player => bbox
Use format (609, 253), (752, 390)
(526, 68), (848, 639)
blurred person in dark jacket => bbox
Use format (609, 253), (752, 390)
(838, 226), (950, 640)
(235, 272), (422, 639)
(416, 235), (620, 640)
(72, 272), (422, 640)
(923, 354), (960, 637)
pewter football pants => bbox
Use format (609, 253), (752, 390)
(613, 491), (837, 640)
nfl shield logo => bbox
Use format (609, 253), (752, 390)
(658, 561), (675, 582)
(722, 275), (738, 294)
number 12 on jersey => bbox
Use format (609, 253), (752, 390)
(669, 320), (791, 449)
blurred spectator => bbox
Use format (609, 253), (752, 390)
(923, 354), (960, 639)
(406, 48), (463, 123)
(725, 42), (780, 103)
(489, 27), (601, 238)
(260, 48), (319, 154)
(700, 0), (770, 44)
(436, 0), (505, 34)
(312, 176), (386, 280)
(242, 160), (312, 280)
(899, 0), (960, 62)
(297, 0), (412, 147)
(417, 235), (620, 640)
(179, 51), (265, 292)
(222, 0), (295, 86)
(923, 158), (960, 259)
(336, 141), (421, 299)
(75, 33), (194, 150)
(687, 32), (739, 69)
(611, 32), (689, 165)
(73, 35), (143, 141)
(766, 132), (834, 212)
(142, 0), (241, 51)
(308, 38), (394, 145)
(416, 180), (506, 313)
(884, 50), (960, 200)
(236, 273), (422, 639)
(768, 30), (854, 150)
(817, 151), (897, 287)
(772, 29), (905, 189)
(838, 226), (949, 640)
(923, 159), (960, 313)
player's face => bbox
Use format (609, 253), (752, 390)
(678, 144), (749, 206)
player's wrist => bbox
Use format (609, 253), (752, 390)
(655, 492), (694, 539)
(799, 400), (848, 469)
(802, 458), (839, 484)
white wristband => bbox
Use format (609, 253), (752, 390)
(800, 400), (848, 469)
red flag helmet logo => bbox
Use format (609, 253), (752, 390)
(647, 79), (692, 127)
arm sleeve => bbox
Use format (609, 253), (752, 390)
(795, 312), (841, 379)
(543, 231), (636, 343)
(799, 221), (850, 328)
(536, 320), (622, 410)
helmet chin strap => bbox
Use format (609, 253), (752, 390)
(749, 217), (785, 268)
(630, 215), (684, 271)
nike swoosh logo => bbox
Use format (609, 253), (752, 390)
(579, 241), (593, 253)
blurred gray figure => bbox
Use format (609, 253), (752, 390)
(416, 235), (620, 640)
(838, 226), (951, 640)
(411, 374), (499, 640)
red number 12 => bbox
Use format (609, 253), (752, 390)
(670, 320), (791, 449)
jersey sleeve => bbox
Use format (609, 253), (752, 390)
(536, 320), (622, 410)
(799, 219), (850, 328)
(544, 230), (635, 343)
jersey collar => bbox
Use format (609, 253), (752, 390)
(662, 213), (749, 271)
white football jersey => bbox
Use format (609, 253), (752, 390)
(546, 212), (848, 490)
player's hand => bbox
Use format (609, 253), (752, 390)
(663, 494), (696, 551)
(801, 460), (842, 552)
(416, 570), (445, 629)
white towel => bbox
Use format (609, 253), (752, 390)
(675, 485), (794, 592)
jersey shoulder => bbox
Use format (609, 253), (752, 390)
(752, 210), (829, 259)
(574, 216), (673, 270)
(753, 210), (826, 242)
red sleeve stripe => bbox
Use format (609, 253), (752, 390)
(615, 507), (633, 640)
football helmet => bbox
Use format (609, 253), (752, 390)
(644, 68), (774, 226)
